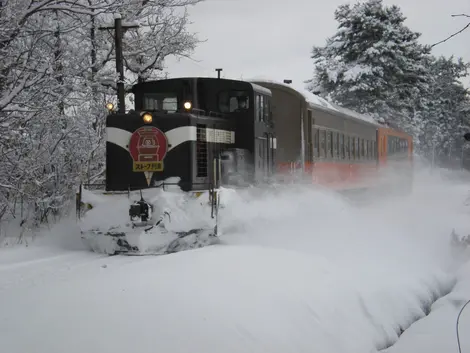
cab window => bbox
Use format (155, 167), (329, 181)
(143, 93), (178, 113)
(218, 90), (250, 113)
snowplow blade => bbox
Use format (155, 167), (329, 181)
(81, 227), (220, 256)
(76, 179), (224, 257)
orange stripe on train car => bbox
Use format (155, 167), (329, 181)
(276, 161), (380, 190)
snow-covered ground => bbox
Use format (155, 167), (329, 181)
(0, 167), (469, 353)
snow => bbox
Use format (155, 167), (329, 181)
(1, 168), (470, 353)
(343, 64), (374, 82)
(79, 177), (215, 233)
(250, 82), (272, 96)
(249, 76), (339, 110)
(384, 262), (470, 353)
(248, 76), (378, 125)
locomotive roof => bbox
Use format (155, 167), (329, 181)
(248, 78), (381, 127)
(134, 77), (271, 96)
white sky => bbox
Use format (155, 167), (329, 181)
(164, 0), (470, 87)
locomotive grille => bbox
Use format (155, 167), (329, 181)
(196, 124), (208, 177)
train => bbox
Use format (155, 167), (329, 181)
(76, 76), (414, 256)
(250, 79), (413, 193)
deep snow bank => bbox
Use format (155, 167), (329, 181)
(0, 245), (455, 353)
(384, 260), (470, 353)
(0, 168), (468, 353)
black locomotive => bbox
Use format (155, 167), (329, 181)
(105, 77), (276, 192)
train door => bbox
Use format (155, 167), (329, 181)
(267, 133), (275, 177)
(307, 110), (314, 163)
(255, 137), (266, 181)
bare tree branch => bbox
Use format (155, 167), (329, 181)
(431, 14), (470, 47)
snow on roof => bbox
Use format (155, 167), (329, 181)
(249, 82), (272, 96)
(247, 77), (378, 126)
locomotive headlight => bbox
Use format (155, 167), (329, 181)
(106, 102), (114, 111)
(142, 113), (153, 124)
(183, 101), (192, 110)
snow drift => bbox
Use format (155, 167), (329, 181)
(0, 168), (469, 353)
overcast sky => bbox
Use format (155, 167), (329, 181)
(164, 0), (470, 87)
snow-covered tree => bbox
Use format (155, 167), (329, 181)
(417, 56), (470, 160)
(306, 0), (431, 131)
(0, 0), (203, 237)
(120, 0), (201, 83)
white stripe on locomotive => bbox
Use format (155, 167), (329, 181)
(106, 126), (235, 152)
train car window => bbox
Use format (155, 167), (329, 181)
(263, 96), (269, 122)
(307, 111), (313, 160)
(315, 129), (320, 157)
(363, 139), (366, 159)
(339, 134), (345, 159)
(320, 130), (326, 158)
(218, 90), (250, 113)
(332, 132), (337, 159)
(356, 138), (360, 160)
(265, 97), (271, 124)
(364, 140), (368, 160)
(307, 117), (312, 162)
(143, 93), (178, 113)
(326, 131), (332, 159)
(352, 137), (355, 160)
(351, 137), (358, 160)
(359, 138), (362, 160)
(337, 135), (341, 159)
(259, 95), (264, 121)
(332, 133), (336, 159)
(350, 137), (354, 160)
(361, 139), (365, 159)
(358, 138), (361, 160)
(331, 132), (334, 158)
(350, 137), (353, 159)
(354, 137), (358, 160)
(336, 133), (340, 159)
(255, 95), (260, 119)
